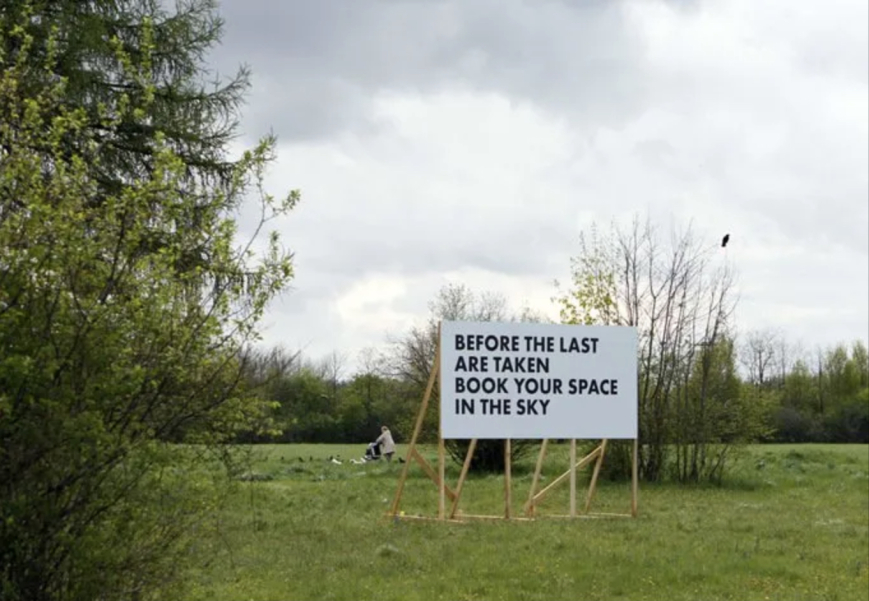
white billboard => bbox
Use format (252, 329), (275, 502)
(439, 320), (638, 440)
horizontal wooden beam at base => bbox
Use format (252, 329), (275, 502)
(387, 514), (470, 524)
(454, 513), (534, 522)
(386, 513), (535, 523)
(386, 511), (634, 522)
(538, 512), (633, 519)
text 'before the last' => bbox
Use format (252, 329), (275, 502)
(455, 334), (600, 354)
(440, 320), (638, 439)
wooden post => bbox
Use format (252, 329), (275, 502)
(569, 439), (577, 518)
(584, 439), (608, 513)
(390, 325), (441, 517)
(531, 446), (600, 506)
(449, 439), (477, 519)
(409, 448), (457, 501)
(437, 335), (446, 521)
(437, 430), (445, 520)
(631, 437), (639, 517)
(524, 439), (548, 517)
(504, 438), (512, 519)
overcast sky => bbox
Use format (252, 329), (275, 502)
(209, 0), (868, 375)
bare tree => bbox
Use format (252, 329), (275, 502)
(740, 328), (782, 387)
(815, 345), (827, 415)
(776, 336), (793, 387)
(242, 345), (303, 388)
(557, 214), (747, 482)
(323, 350), (348, 382)
(315, 350), (348, 402)
(356, 347), (386, 378)
(612, 216), (739, 481)
(385, 283), (539, 471)
(385, 283), (512, 386)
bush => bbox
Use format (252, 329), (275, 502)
(823, 397), (869, 443)
(771, 406), (823, 443)
(446, 439), (536, 473)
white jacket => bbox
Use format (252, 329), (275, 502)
(376, 429), (395, 454)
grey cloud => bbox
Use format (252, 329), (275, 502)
(632, 139), (676, 167)
(210, 0), (651, 142)
(243, 77), (377, 141)
(291, 208), (573, 281)
(211, 0), (868, 372)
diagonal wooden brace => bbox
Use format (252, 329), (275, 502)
(525, 444), (602, 514)
(412, 447), (457, 502)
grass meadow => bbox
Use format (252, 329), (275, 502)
(184, 443), (869, 601)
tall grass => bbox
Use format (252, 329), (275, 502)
(184, 444), (869, 601)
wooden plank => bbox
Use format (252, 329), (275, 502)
(569, 439), (577, 517)
(542, 512), (633, 520)
(584, 439), (608, 514)
(504, 438), (512, 519)
(437, 431), (446, 520)
(390, 513), (534, 523)
(389, 514), (470, 524)
(411, 447), (457, 502)
(449, 439), (477, 519)
(524, 439), (548, 517)
(631, 436), (639, 517)
(452, 513), (534, 522)
(389, 333), (441, 516)
(532, 445), (601, 505)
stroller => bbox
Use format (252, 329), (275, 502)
(363, 441), (382, 461)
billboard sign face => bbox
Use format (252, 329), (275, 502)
(439, 320), (638, 440)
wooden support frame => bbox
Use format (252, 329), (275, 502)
(519, 438), (638, 519)
(389, 321), (640, 523)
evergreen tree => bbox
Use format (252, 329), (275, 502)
(0, 3), (297, 599)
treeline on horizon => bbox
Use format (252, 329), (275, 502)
(227, 222), (869, 484)
(232, 286), (869, 454)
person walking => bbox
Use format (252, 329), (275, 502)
(375, 425), (396, 462)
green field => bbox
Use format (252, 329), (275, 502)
(184, 444), (869, 601)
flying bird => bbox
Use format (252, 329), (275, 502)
(721, 233), (730, 248)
